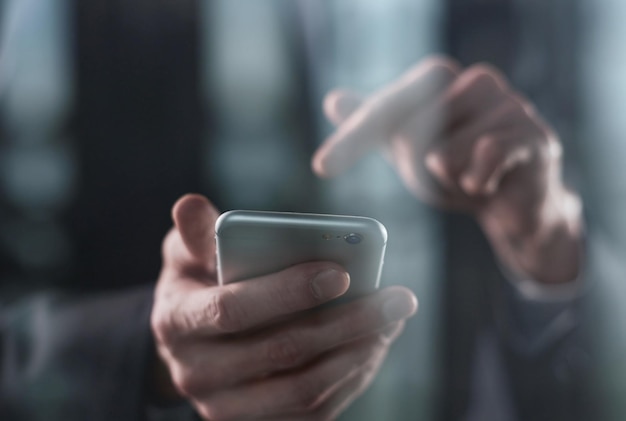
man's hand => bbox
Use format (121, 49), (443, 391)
(151, 194), (417, 421)
(313, 57), (583, 285)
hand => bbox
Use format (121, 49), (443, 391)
(313, 56), (583, 285)
(151, 194), (418, 420)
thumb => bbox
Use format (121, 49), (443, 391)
(323, 89), (364, 126)
(171, 194), (220, 266)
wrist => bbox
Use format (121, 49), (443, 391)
(480, 187), (584, 285)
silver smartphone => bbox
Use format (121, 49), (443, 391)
(215, 210), (387, 300)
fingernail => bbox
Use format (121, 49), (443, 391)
(382, 295), (417, 322)
(311, 269), (350, 301)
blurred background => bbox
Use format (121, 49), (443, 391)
(1, 0), (625, 420)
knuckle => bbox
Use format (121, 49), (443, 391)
(424, 55), (459, 71)
(402, 57), (459, 91)
(423, 57), (460, 79)
(267, 332), (305, 368)
(204, 289), (243, 333)
(466, 63), (508, 89)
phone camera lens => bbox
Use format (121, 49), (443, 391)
(344, 233), (362, 244)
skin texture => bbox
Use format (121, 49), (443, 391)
(314, 57), (583, 285)
(151, 194), (418, 420)
(152, 56), (583, 420)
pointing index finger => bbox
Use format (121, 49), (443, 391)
(313, 57), (460, 178)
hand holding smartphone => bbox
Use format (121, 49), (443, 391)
(215, 210), (387, 300)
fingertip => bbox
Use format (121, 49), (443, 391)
(424, 151), (456, 190)
(395, 285), (418, 312)
(382, 286), (418, 322)
(311, 148), (339, 179)
(172, 194), (213, 227)
(311, 152), (328, 178)
(462, 172), (498, 196)
(460, 173), (481, 196)
(171, 194), (219, 259)
(403, 288), (419, 316)
(310, 267), (351, 301)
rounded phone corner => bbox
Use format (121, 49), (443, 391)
(368, 217), (388, 245)
(214, 210), (241, 237)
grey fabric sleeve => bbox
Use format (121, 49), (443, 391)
(0, 286), (197, 421)
(491, 240), (596, 421)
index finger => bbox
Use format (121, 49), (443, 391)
(156, 262), (350, 340)
(313, 57), (460, 177)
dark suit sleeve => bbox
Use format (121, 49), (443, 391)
(0, 286), (196, 421)
(493, 251), (595, 420)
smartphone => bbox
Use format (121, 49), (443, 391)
(215, 210), (387, 300)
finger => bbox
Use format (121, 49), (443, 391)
(245, 285), (414, 363)
(404, 64), (510, 163)
(440, 63), (511, 129)
(168, 321), (404, 402)
(164, 194), (219, 272)
(173, 194), (219, 262)
(323, 89), (364, 126)
(313, 56), (460, 178)
(196, 333), (392, 420)
(153, 262), (351, 342)
(460, 129), (538, 196)
(169, 288), (413, 393)
(421, 67), (514, 188)
(424, 97), (527, 190)
(271, 341), (389, 421)
(399, 64), (510, 193)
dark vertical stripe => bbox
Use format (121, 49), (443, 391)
(438, 1), (520, 420)
(68, 0), (203, 291)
